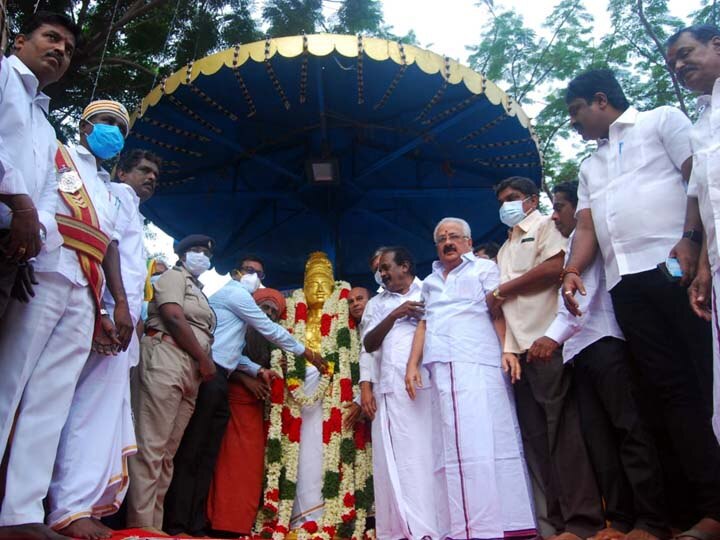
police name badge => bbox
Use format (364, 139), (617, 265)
(58, 170), (82, 193)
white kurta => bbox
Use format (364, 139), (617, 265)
(421, 254), (536, 539)
(290, 365), (325, 527)
(0, 147), (119, 525)
(362, 278), (441, 540)
(713, 269), (720, 442)
(47, 184), (146, 528)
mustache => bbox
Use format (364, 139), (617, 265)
(676, 66), (694, 84)
(443, 244), (457, 254)
(45, 51), (63, 64)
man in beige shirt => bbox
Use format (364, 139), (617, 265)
(490, 176), (603, 540)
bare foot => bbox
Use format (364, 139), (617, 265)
(591, 528), (628, 540)
(0, 523), (71, 539)
(57, 517), (111, 540)
(89, 519), (112, 536)
(626, 529), (662, 540)
(676, 518), (720, 540)
(554, 533), (584, 540)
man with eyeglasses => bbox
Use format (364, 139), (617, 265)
(491, 176), (603, 540)
(163, 255), (325, 536)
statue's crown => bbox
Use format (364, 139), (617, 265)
(304, 251), (334, 282)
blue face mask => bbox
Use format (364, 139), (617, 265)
(499, 197), (530, 227)
(86, 122), (125, 159)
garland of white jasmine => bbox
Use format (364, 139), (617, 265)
(256, 281), (374, 540)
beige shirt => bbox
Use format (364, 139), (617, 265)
(146, 265), (216, 351)
(497, 210), (567, 353)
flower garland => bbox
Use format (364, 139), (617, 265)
(256, 281), (374, 540)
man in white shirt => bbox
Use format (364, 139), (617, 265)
(362, 247), (440, 540)
(0, 100), (130, 539)
(405, 217), (535, 540)
(491, 176), (602, 540)
(530, 182), (669, 540)
(562, 68), (720, 540)
(47, 149), (161, 540)
(163, 256), (324, 536)
(0, 12), (80, 321)
(667, 21), (720, 443)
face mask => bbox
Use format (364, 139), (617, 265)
(86, 122), (125, 159)
(239, 272), (260, 294)
(184, 252), (211, 277)
(374, 270), (384, 287)
(499, 198), (529, 227)
(150, 274), (162, 285)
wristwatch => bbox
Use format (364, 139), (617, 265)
(100, 308), (110, 317)
(683, 229), (702, 245)
(492, 288), (506, 300)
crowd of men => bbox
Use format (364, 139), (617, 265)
(3, 7), (720, 540)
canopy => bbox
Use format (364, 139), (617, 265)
(130, 34), (542, 288)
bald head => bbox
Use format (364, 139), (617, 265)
(348, 286), (371, 322)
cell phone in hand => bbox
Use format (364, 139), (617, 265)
(658, 257), (683, 282)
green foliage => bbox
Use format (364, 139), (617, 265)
(321, 470), (340, 498)
(4, 0), (406, 137)
(468, 0), (705, 192)
(340, 437), (356, 464)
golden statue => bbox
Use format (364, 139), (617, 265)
(304, 252), (335, 351)
(256, 251), (373, 540)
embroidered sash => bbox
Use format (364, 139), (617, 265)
(54, 143), (111, 335)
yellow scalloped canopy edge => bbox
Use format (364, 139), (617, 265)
(136, 33), (535, 136)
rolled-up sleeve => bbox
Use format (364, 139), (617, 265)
(229, 287), (305, 355)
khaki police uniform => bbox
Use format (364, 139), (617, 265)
(127, 264), (216, 529)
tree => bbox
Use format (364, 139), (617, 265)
(5, 0), (407, 137)
(467, 0), (707, 192)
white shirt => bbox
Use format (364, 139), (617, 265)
(544, 232), (624, 363)
(578, 106), (692, 289)
(34, 145), (121, 286)
(0, 55), (61, 250)
(361, 277), (427, 394)
(688, 78), (720, 273)
(102, 183), (147, 320)
(421, 252), (502, 366)
(210, 280), (305, 373)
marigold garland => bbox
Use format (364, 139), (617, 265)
(256, 281), (373, 540)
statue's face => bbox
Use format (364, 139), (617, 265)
(305, 275), (333, 308)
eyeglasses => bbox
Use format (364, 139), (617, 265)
(240, 266), (265, 280)
(435, 233), (468, 245)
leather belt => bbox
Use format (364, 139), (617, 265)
(145, 328), (178, 347)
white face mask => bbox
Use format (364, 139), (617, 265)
(499, 197), (530, 227)
(374, 269), (384, 286)
(239, 272), (260, 294)
(184, 251), (211, 277)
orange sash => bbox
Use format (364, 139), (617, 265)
(54, 144), (111, 335)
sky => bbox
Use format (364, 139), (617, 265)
(150, 0), (704, 295)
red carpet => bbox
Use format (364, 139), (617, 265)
(106, 530), (233, 540)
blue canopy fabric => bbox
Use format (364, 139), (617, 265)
(130, 34), (542, 289)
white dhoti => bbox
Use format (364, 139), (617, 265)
(712, 269), (720, 443)
(0, 272), (94, 525)
(291, 365), (325, 527)
(428, 362), (536, 540)
(372, 384), (441, 540)
(46, 327), (140, 529)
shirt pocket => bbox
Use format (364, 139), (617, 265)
(453, 273), (483, 301)
(618, 139), (646, 175)
(510, 237), (537, 274)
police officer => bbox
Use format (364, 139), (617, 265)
(127, 234), (217, 532)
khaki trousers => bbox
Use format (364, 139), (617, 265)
(126, 335), (203, 529)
